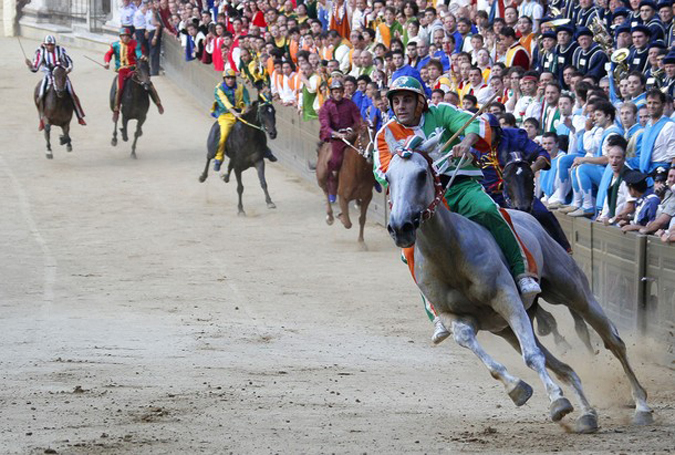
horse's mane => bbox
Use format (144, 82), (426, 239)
(241, 101), (260, 123)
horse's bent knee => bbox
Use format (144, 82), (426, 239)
(453, 324), (475, 348)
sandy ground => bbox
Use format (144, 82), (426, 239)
(0, 36), (673, 455)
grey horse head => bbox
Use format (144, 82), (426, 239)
(386, 152), (437, 248)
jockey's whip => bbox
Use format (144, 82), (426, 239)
(17, 37), (28, 60)
(434, 92), (500, 189)
(436, 91), (500, 158)
(83, 55), (107, 69)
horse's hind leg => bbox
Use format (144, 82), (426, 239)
(235, 169), (245, 216)
(570, 294), (652, 424)
(496, 327), (598, 433)
(44, 124), (53, 159)
(534, 305), (573, 352)
(131, 119), (144, 159)
(451, 318), (534, 407)
(254, 160), (276, 209)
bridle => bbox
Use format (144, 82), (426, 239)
(338, 125), (375, 160)
(388, 150), (445, 224)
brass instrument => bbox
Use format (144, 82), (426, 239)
(611, 48), (631, 86)
(589, 16), (613, 55)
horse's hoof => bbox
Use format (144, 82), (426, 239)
(507, 380), (533, 407)
(358, 241), (368, 251)
(111, 138), (117, 146)
(633, 411), (654, 426)
(66, 144), (72, 152)
(198, 174), (207, 183)
(238, 210), (246, 217)
(131, 152), (137, 159)
(45, 152), (53, 160)
(575, 413), (599, 434)
(337, 213), (352, 229)
(326, 215), (334, 226)
(221, 174), (230, 183)
(267, 202), (277, 209)
(550, 397), (574, 422)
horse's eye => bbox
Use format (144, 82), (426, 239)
(416, 170), (426, 185)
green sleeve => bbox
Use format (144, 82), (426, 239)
(243, 87), (250, 105)
(438, 104), (481, 139)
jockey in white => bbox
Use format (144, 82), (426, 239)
(25, 35), (86, 130)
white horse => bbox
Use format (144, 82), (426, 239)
(385, 151), (652, 433)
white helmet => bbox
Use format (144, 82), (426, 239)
(43, 35), (56, 45)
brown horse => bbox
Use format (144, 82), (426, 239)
(316, 123), (376, 248)
(35, 65), (74, 159)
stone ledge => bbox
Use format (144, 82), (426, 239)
(19, 17), (114, 53)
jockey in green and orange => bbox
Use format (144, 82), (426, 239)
(211, 69), (250, 172)
(373, 76), (541, 343)
(104, 27), (164, 122)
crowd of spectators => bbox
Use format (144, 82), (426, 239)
(125, 0), (675, 242)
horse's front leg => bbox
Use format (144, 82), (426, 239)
(111, 117), (118, 146)
(337, 196), (352, 229)
(451, 318), (533, 407)
(496, 289), (573, 423)
(44, 124), (53, 159)
(356, 192), (372, 250)
(121, 116), (129, 142)
(235, 169), (245, 216)
(254, 160), (276, 209)
(131, 118), (145, 159)
(61, 124), (72, 152)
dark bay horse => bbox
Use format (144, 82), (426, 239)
(198, 100), (278, 216)
(35, 65), (74, 159)
(501, 152), (593, 353)
(109, 60), (151, 159)
(316, 124), (376, 249)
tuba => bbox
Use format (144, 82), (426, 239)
(611, 48), (631, 87)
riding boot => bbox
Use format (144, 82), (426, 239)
(328, 170), (339, 202)
(72, 93), (87, 125)
(37, 97), (45, 131)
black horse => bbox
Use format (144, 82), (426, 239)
(199, 100), (278, 216)
(501, 152), (594, 353)
(35, 64), (74, 159)
(109, 60), (152, 158)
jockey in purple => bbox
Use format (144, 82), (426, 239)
(25, 35), (86, 130)
(480, 114), (572, 253)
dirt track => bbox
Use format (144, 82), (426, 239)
(0, 36), (673, 454)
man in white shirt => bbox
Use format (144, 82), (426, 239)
(119, 0), (137, 33)
(596, 135), (636, 224)
(638, 88), (675, 174)
(517, 0), (544, 33)
(133, 2), (148, 55)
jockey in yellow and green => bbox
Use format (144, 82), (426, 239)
(211, 69), (250, 171)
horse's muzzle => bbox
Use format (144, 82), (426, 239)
(268, 130), (277, 140)
(387, 216), (419, 248)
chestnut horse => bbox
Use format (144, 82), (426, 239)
(316, 124), (376, 248)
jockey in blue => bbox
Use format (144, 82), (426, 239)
(26, 35), (86, 130)
(480, 114), (572, 253)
